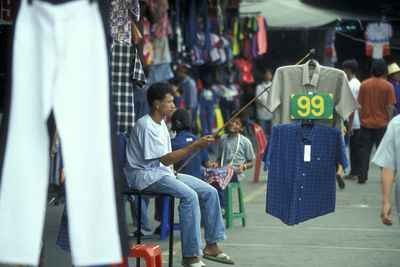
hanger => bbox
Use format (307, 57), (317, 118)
(302, 119), (314, 128)
(308, 48), (316, 67)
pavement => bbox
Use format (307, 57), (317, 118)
(1, 148), (400, 267)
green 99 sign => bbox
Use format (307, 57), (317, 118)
(290, 94), (333, 119)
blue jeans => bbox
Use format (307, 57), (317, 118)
(144, 174), (226, 257)
(199, 96), (216, 153)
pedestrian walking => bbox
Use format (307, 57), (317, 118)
(357, 59), (396, 184)
(372, 115), (400, 225)
(343, 59), (362, 180)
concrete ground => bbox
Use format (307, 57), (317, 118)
(1, 148), (400, 267)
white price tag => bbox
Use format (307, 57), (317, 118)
(304, 145), (311, 162)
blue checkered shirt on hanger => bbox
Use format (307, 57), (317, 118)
(263, 121), (348, 226)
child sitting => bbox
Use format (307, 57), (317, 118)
(215, 110), (255, 181)
(171, 109), (215, 177)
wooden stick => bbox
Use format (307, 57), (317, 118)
(296, 49), (314, 65)
(176, 50), (313, 173)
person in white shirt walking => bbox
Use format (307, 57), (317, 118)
(255, 69), (273, 139)
(343, 59), (362, 180)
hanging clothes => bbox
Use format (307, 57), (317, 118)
(153, 10), (172, 40)
(110, 40), (135, 134)
(364, 22), (393, 59)
(235, 58), (254, 84)
(0, 0), (126, 265)
(324, 30), (337, 67)
(141, 16), (154, 65)
(132, 46), (147, 86)
(181, 0), (211, 50)
(152, 36), (172, 65)
(147, 63), (174, 84)
(256, 15), (267, 56)
(199, 88), (215, 137)
(110, 0), (140, 45)
(263, 121), (349, 226)
(266, 60), (360, 130)
(232, 17), (240, 56)
(173, 0), (184, 58)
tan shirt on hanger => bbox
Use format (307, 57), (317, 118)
(266, 60), (360, 130)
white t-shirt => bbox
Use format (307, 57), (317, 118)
(126, 114), (174, 190)
(372, 115), (400, 222)
(255, 81), (273, 121)
(216, 134), (256, 181)
(348, 78), (361, 129)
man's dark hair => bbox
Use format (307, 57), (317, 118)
(169, 78), (183, 94)
(169, 77), (180, 86)
(371, 59), (388, 77)
(342, 59), (358, 74)
(264, 68), (273, 75)
(147, 82), (174, 108)
(171, 108), (192, 133)
(231, 109), (249, 127)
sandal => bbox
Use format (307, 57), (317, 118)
(203, 252), (235, 265)
(181, 260), (207, 267)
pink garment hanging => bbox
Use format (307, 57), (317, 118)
(235, 59), (254, 84)
(256, 15), (267, 56)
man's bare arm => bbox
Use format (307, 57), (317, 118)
(386, 104), (394, 121)
(158, 135), (214, 166)
(381, 168), (396, 226)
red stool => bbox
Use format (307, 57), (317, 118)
(253, 123), (268, 183)
(111, 244), (163, 267)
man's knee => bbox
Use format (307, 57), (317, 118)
(180, 187), (199, 204)
(203, 184), (219, 199)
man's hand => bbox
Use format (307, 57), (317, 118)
(236, 163), (245, 174)
(210, 162), (219, 168)
(51, 146), (56, 158)
(349, 126), (354, 136)
(195, 135), (214, 149)
(381, 202), (393, 226)
(60, 168), (65, 184)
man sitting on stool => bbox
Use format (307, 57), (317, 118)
(125, 82), (235, 267)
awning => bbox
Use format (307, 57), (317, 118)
(239, 0), (383, 29)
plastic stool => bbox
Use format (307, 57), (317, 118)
(111, 244), (163, 267)
(124, 190), (175, 267)
(253, 123), (268, 183)
(160, 196), (181, 240)
(224, 182), (246, 229)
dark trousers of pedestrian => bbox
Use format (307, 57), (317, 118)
(219, 97), (237, 123)
(349, 129), (362, 177)
(358, 126), (386, 182)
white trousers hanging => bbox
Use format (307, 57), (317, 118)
(0, 0), (123, 265)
